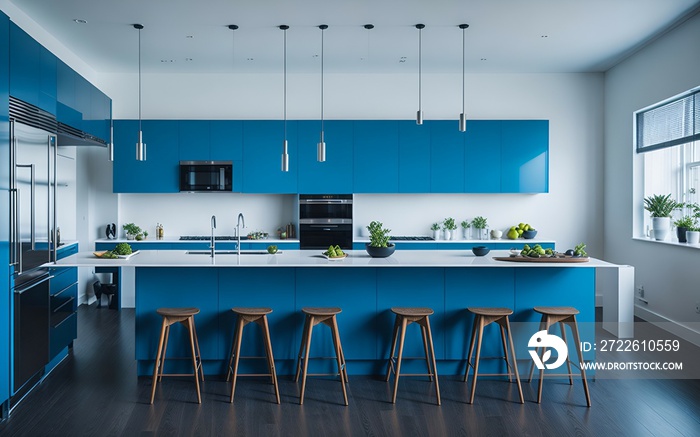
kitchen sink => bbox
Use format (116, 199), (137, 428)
(186, 250), (279, 255)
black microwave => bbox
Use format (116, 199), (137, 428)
(179, 161), (233, 192)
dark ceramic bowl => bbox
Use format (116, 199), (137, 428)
(366, 243), (396, 258)
(471, 246), (490, 256)
(522, 229), (538, 239)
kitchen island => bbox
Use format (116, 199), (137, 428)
(53, 250), (629, 376)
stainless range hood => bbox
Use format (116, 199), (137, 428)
(57, 122), (107, 148)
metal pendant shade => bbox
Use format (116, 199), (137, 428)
(415, 24), (424, 125)
(317, 24), (328, 163)
(459, 24), (469, 132)
(280, 25), (289, 172)
(134, 24), (146, 161)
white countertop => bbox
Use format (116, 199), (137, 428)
(354, 238), (555, 244)
(51, 249), (618, 268)
(95, 237), (299, 244)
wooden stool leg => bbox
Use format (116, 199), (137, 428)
(537, 316), (552, 404)
(499, 323), (511, 382)
(150, 318), (168, 404)
(334, 320), (349, 384)
(229, 316), (245, 403)
(423, 316), (441, 406)
(567, 316), (591, 407)
(299, 315), (315, 405)
(420, 324), (433, 382)
(559, 321), (573, 385)
(260, 315), (281, 405)
(186, 317), (202, 404)
(226, 317), (238, 382)
(391, 317), (408, 404)
(464, 316), (479, 382)
(295, 315), (310, 383)
(330, 316), (349, 406)
(191, 318), (204, 382)
(385, 316), (401, 382)
(528, 317), (547, 383)
(505, 316), (524, 404)
(159, 324), (171, 382)
(468, 316), (485, 404)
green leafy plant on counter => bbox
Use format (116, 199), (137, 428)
(643, 194), (678, 218)
(460, 220), (471, 229)
(113, 242), (133, 256)
(472, 216), (488, 229)
(430, 222), (441, 231)
(674, 202), (700, 228)
(574, 243), (587, 257)
(443, 217), (457, 231)
(367, 221), (392, 248)
(122, 223), (142, 237)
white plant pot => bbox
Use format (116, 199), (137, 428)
(444, 230), (452, 241)
(686, 230), (700, 244)
(451, 230), (458, 240)
(652, 217), (671, 241)
(432, 230), (440, 240)
(462, 228), (470, 239)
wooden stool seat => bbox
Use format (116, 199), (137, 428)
(528, 306), (591, 407)
(295, 307), (348, 406)
(385, 307), (440, 405)
(464, 307), (524, 404)
(150, 307), (203, 404)
(226, 307), (280, 404)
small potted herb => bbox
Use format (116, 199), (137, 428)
(443, 217), (457, 240)
(430, 222), (441, 240)
(675, 202), (700, 243)
(472, 216), (488, 240)
(366, 221), (395, 258)
(122, 223), (142, 240)
(644, 194), (678, 241)
(460, 220), (471, 239)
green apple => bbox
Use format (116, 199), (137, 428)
(507, 229), (519, 239)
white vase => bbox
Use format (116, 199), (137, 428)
(444, 229), (452, 240)
(462, 228), (469, 239)
(686, 230), (700, 244)
(652, 217), (671, 241)
(432, 230), (440, 240)
(451, 230), (458, 240)
(490, 229), (503, 239)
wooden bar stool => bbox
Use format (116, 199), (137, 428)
(464, 307), (524, 404)
(226, 307), (280, 404)
(384, 307), (440, 405)
(150, 307), (204, 404)
(527, 306), (591, 407)
(294, 307), (348, 406)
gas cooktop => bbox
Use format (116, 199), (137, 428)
(389, 236), (434, 241)
(179, 236), (242, 241)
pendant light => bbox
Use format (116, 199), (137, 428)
(280, 25), (289, 172)
(415, 24), (425, 125)
(458, 24), (469, 132)
(317, 24), (328, 162)
(134, 24), (146, 161)
(108, 118), (114, 161)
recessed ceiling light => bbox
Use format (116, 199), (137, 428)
(541, 35), (548, 38)
(480, 58), (487, 61)
(399, 56), (407, 63)
(186, 35), (194, 39)
(247, 58), (254, 61)
(73, 18), (87, 24)
(160, 59), (175, 63)
(185, 58), (193, 61)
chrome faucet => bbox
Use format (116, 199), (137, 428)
(236, 213), (245, 256)
(210, 215), (217, 257)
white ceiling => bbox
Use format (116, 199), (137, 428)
(8, 0), (700, 75)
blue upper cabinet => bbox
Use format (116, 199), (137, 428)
(210, 120), (243, 191)
(9, 22), (56, 114)
(464, 120), (501, 192)
(242, 120), (298, 193)
(179, 120), (209, 161)
(353, 120), (399, 193)
(398, 120), (431, 192)
(430, 120), (465, 192)
(89, 83), (110, 142)
(113, 120), (179, 193)
(297, 120), (354, 194)
(501, 120), (549, 193)
(56, 60), (80, 128)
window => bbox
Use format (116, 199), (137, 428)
(637, 86), (700, 239)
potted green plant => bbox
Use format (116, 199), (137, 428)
(461, 220), (471, 239)
(122, 223), (142, 240)
(686, 225), (700, 244)
(431, 222), (441, 240)
(366, 221), (395, 258)
(675, 202), (700, 243)
(644, 194), (678, 241)
(443, 217), (457, 240)
(472, 216), (488, 240)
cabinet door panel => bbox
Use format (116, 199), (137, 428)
(353, 121), (398, 193)
(501, 120), (549, 193)
(399, 121), (431, 192)
(242, 120), (297, 193)
(430, 120), (465, 192)
(9, 23), (40, 108)
(179, 120), (209, 160)
(464, 120), (501, 192)
(210, 121), (243, 190)
(297, 120), (353, 194)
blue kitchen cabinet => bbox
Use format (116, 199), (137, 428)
(9, 22), (56, 114)
(242, 120), (298, 193)
(179, 120), (209, 161)
(88, 83), (111, 142)
(398, 120), (431, 192)
(430, 120), (465, 192)
(353, 120), (399, 193)
(74, 75), (91, 133)
(297, 120), (354, 194)
(56, 60), (81, 128)
(38, 46), (57, 115)
(113, 120), (179, 193)
(464, 120), (501, 192)
(501, 120), (549, 193)
(210, 120), (243, 191)
(0, 10), (10, 418)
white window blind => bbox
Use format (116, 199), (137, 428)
(637, 89), (700, 153)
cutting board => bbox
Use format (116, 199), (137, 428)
(493, 255), (589, 263)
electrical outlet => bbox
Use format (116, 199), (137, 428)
(638, 286), (645, 298)
(696, 302), (700, 314)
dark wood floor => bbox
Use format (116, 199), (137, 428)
(1, 305), (700, 436)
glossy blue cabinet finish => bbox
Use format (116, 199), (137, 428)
(398, 120), (431, 192)
(179, 120), (209, 161)
(501, 120), (549, 193)
(210, 120), (243, 191)
(353, 120), (399, 193)
(56, 60), (80, 128)
(0, 10), (11, 417)
(242, 120), (298, 193)
(297, 120), (354, 194)
(9, 22), (56, 114)
(464, 120), (501, 192)
(430, 120), (465, 192)
(113, 120), (179, 193)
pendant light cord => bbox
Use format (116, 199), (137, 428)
(320, 26), (324, 134)
(283, 27), (287, 142)
(461, 26), (465, 115)
(418, 26), (422, 113)
(138, 26), (142, 134)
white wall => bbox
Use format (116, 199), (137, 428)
(604, 12), (700, 339)
(99, 72), (605, 257)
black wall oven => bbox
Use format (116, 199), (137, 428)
(299, 194), (353, 250)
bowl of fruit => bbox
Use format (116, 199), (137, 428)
(323, 245), (348, 260)
(522, 229), (538, 239)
